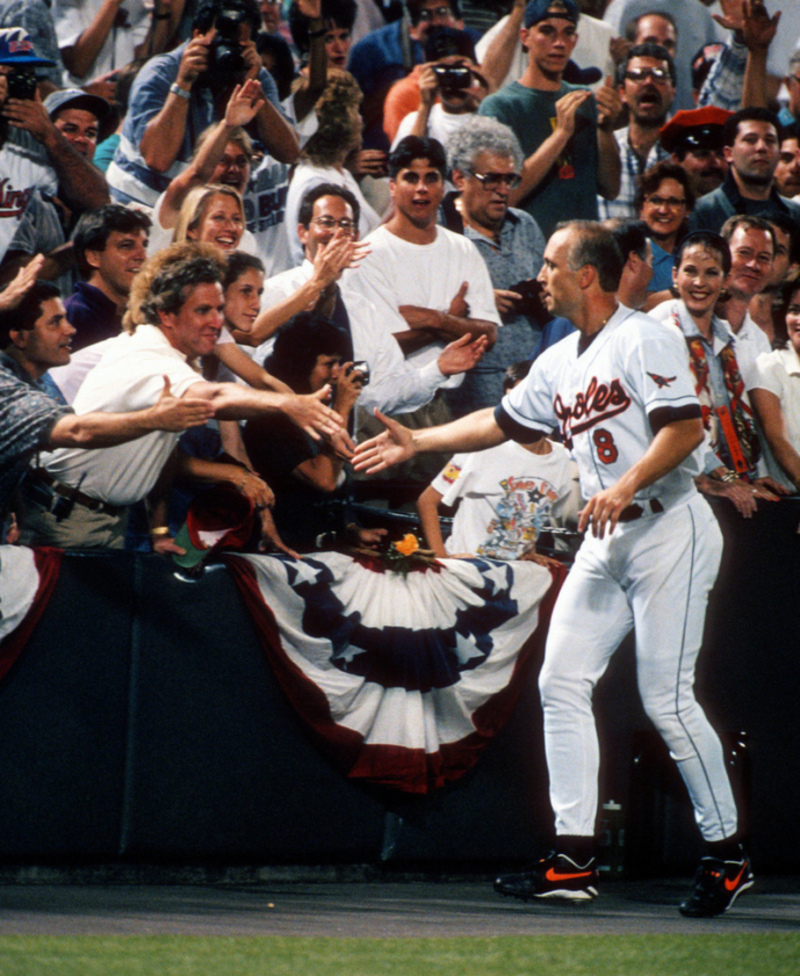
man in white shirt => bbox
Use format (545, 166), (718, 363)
(19, 245), (345, 549)
(346, 135), (499, 380)
(235, 182), (487, 417)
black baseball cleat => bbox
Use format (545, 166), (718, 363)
(679, 853), (754, 917)
(494, 852), (599, 902)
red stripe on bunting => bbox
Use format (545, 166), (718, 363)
(0, 547), (63, 683)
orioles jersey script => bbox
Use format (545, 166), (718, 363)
(500, 304), (701, 503)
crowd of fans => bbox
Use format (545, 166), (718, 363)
(3, 0), (800, 561)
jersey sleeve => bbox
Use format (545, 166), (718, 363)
(630, 320), (701, 418)
(496, 347), (561, 439)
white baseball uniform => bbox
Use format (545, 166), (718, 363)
(496, 304), (738, 843)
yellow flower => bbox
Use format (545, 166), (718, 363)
(394, 534), (420, 557)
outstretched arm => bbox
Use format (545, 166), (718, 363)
(48, 376), (214, 448)
(353, 406), (506, 475)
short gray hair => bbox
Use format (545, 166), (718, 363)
(446, 117), (523, 176)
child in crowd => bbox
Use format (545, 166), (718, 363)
(416, 360), (580, 563)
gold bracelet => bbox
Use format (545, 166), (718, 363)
(150, 526), (170, 536)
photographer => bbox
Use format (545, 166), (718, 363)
(0, 28), (109, 284)
(107, 0), (299, 210)
(388, 26), (488, 152)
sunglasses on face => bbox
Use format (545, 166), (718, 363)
(624, 66), (671, 83)
(467, 170), (522, 190)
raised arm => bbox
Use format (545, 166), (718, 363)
(1, 96), (109, 209)
(158, 79), (265, 228)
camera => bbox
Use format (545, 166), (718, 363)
(211, 9), (248, 75)
(432, 64), (472, 95)
(350, 361), (370, 386)
(6, 68), (37, 101)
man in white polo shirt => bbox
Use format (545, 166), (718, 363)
(19, 244), (343, 549)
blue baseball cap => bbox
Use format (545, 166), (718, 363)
(524, 0), (580, 29)
(0, 27), (55, 67)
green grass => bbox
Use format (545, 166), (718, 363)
(0, 935), (799, 976)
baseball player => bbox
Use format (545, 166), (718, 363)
(354, 220), (751, 918)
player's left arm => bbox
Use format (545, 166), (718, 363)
(579, 415), (705, 539)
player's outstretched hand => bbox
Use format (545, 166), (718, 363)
(578, 481), (636, 538)
(282, 387), (344, 440)
(151, 376), (215, 430)
(353, 409), (416, 474)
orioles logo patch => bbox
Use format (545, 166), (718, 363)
(647, 372), (677, 388)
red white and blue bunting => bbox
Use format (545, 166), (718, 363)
(227, 552), (564, 794)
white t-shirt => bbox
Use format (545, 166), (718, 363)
(39, 325), (204, 506)
(391, 105), (475, 152)
(431, 439), (579, 560)
(343, 224), (500, 385)
(55, 0), (151, 85)
(751, 345), (800, 490)
(251, 260), (445, 415)
(0, 134), (58, 265)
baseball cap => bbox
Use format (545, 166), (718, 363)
(524, 0), (579, 29)
(563, 60), (602, 86)
(172, 485), (255, 570)
(660, 107), (732, 154)
(0, 27), (55, 67)
(424, 25), (476, 63)
(44, 88), (111, 123)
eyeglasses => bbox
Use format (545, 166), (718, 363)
(416, 6), (453, 22)
(467, 170), (522, 190)
(644, 195), (686, 209)
(312, 216), (356, 232)
(624, 66), (671, 83)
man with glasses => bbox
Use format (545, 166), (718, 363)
(441, 117), (547, 414)
(780, 51), (800, 127)
(689, 107), (800, 234)
(598, 43), (675, 219)
(477, 0), (621, 239)
(239, 182), (486, 417)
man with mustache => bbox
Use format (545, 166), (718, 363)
(598, 42), (675, 218)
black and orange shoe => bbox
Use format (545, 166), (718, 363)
(494, 852), (599, 902)
(679, 852), (754, 917)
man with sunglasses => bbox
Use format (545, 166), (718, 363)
(441, 117), (547, 415)
(597, 43), (675, 219)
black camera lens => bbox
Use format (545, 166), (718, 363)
(7, 69), (38, 101)
(432, 65), (472, 93)
(212, 11), (247, 75)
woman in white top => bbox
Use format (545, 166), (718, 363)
(284, 70), (380, 266)
(750, 282), (800, 492)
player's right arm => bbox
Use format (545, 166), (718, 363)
(354, 407), (507, 474)
(47, 376), (213, 448)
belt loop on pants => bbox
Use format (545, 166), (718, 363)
(617, 498), (664, 522)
